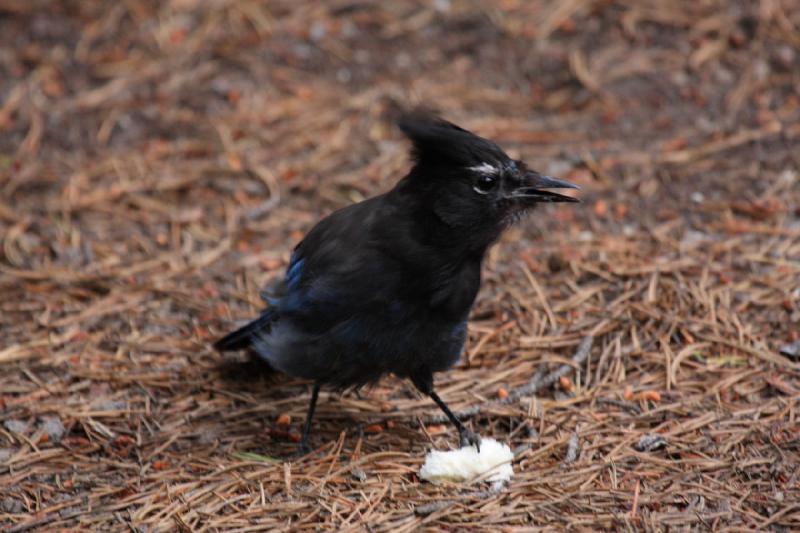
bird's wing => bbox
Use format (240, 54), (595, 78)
(267, 195), (396, 329)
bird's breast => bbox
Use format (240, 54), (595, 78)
(427, 260), (482, 319)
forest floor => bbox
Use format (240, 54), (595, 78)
(1, 1), (799, 531)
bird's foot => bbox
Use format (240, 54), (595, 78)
(459, 427), (482, 452)
(294, 440), (312, 457)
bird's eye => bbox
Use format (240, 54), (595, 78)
(473, 175), (496, 195)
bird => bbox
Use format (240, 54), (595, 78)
(214, 111), (579, 453)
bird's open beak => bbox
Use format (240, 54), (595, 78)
(510, 172), (580, 203)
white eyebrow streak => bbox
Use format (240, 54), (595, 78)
(468, 162), (499, 175)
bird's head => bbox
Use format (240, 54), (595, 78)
(396, 112), (579, 236)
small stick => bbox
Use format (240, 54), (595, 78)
(631, 478), (641, 519)
(503, 335), (594, 404)
(414, 486), (504, 515)
(414, 500), (455, 516)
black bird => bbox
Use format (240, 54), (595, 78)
(214, 112), (579, 452)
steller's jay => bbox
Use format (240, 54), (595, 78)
(214, 112), (579, 452)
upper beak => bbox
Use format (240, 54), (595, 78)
(511, 172), (581, 203)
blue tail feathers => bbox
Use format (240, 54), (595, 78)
(213, 309), (277, 351)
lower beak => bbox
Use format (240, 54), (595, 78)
(511, 173), (580, 203)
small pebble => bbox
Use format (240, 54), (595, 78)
(40, 416), (66, 443)
(4, 420), (29, 434)
(563, 432), (580, 465)
(1, 497), (24, 513)
(94, 400), (126, 411)
(779, 340), (800, 361)
(635, 434), (668, 452)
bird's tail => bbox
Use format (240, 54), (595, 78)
(213, 309), (277, 351)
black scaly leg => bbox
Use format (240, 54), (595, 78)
(429, 390), (481, 452)
(298, 382), (321, 454)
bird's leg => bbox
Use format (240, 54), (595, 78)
(429, 390), (481, 452)
(298, 382), (321, 454)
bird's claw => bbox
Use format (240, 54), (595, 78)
(459, 428), (482, 452)
(295, 441), (312, 457)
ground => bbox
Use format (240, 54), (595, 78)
(1, 1), (799, 531)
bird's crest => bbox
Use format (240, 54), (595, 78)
(397, 111), (508, 169)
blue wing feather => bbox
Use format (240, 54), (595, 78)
(286, 254), (305, 290)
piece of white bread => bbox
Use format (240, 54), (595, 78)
(419, 438), (514, 484)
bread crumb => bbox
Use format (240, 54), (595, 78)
(419, 438), (513, 484)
